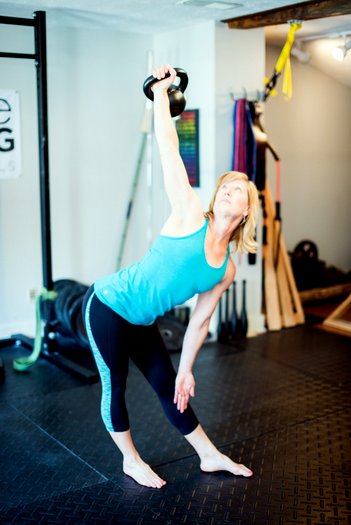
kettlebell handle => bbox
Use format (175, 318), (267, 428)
(143, 68), (188, 101)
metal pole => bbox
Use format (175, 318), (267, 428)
(0, 12), (97, 380)
(34, 11), (53, 291)
(0, 15), (35, 26)
(0, 52), (36, 59)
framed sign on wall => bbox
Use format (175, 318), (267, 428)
(0, 90), (22, 179)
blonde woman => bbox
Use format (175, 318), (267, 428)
(83, 64), (258, 489)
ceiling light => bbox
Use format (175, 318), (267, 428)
(206, 2), (242, 9)
(291, 46), (311, 64)
(332, 40), (351, 62)
(177, 0), (242, 8)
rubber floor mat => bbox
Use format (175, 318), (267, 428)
(0, 325), (350, 524)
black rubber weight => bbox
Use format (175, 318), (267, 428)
(62, 285), (88, 335)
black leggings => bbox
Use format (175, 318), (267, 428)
(82, 286), (199, 435)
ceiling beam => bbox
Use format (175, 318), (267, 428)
(222, 0), (351, 29)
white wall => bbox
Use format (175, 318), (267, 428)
(153, 21), (216, 230)
(265, 45), (351, 271)
(0, 17), (266, 338)
(152, 22), (218, 332)
(215, 24), (265, 333)
(154, 23), (266, 335)
(215, 25), (265, 176)
(0, 21), (151, 336)
(2, 18), (349, 341)
(47, 28), (152, 278)
(0, 24), (41, 336)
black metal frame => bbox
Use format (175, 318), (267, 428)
(0, 12), (98, 384)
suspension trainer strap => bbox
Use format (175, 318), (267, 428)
(264, 21), (302, 101)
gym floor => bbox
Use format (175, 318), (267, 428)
(0, 324), (350, 525)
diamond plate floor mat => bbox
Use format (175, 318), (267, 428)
(1, 410), (350, 524)
(0, 345), (82, 401)
(0, 482), (160, 525)
(246, 326), (351, 385)
(8, 345), (350, 478)
(0, 403), (107, 512)
(0, 325), (350, 524)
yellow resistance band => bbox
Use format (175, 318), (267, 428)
(265, 21), (302, 100)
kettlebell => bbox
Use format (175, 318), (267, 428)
(143, 68), (188, 118)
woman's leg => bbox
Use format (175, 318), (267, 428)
(109, 430), (166, 488)
(131, 322), (252, 478)
(184, 425), (253, 477)
(129, 322), (199, 435)
(83, 289), (130, 432)
(83, 289), (165, 488)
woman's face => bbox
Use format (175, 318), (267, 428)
(213, 179), (249, 219)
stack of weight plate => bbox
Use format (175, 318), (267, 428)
(53, 279), (89, 348)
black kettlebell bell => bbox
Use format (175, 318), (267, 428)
(143, 68), (188, 118)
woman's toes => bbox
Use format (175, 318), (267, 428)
(123, 457), (166, 489)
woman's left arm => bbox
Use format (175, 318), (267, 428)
(152, 65), (202, 219)
(174, 260), (236, 413)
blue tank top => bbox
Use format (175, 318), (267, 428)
(94, 219), (229, 325)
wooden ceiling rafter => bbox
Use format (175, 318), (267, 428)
(222, 0), (351, 29)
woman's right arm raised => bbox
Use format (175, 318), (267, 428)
(152, 65), (202, 217)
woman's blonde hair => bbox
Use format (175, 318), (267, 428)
(204, 171), (259, 254)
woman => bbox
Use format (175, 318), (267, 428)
(83, 64), (258, 489)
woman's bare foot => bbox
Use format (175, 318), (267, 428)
(123, 456), (167, 489)
(200, 451), (253, 477)
(109, 430), (166, 489)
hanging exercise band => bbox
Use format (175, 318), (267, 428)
(264, 20), (302, 101)
(13, 288), (58, 371)
(232, 98), (256, 183)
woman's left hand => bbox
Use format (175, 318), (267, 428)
(151, 64), (177, 94)
(174, 370), (195, 413)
